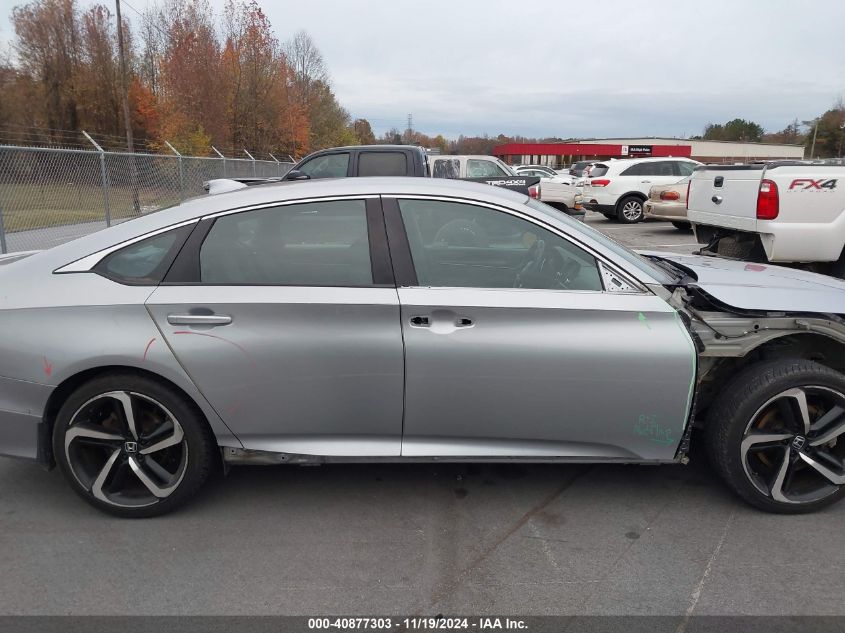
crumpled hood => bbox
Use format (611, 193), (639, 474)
(641, 251), (845, 314)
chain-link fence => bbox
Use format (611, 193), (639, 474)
(0, 144), (294, 253)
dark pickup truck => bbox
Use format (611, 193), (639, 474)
(282, 145), (540, 197)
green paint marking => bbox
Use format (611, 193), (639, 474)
(673, 310), (698, 437)
(638, 312), (652, 330)
(634, 414), (675, 445)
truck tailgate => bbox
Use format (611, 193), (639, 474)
(688, 165), (764, 232)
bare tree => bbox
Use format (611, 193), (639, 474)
(283, 30), (328, 100)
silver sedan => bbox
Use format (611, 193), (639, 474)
(2, 177), (845, 517)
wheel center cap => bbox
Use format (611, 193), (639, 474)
(124, 441), (138, 454)
(791, 436), (807, 450)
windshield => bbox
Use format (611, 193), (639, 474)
(525, 199), (676, 284)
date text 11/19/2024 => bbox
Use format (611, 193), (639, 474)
(307, 617), (529, 630)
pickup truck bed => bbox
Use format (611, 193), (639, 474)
(688, 162), (845, 275)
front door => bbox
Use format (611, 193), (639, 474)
(146, 197), (404, 456)
(386, 196), (696, 461)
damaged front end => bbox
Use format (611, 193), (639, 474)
(665, 282), (845, 441)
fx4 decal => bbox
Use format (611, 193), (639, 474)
(788, 178), (838, 191)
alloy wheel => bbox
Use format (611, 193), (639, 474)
(741, 386), (845, 504)
(621, 200), (643, 221)
(64, 391), (188, 508)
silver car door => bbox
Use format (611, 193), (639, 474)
(145, 197), (404, 456)
(383, 196), (696, 461)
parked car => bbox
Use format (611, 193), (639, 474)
(4, 178), (845, 516)
(568, 160), (600, 178)
(283, 145), (541, 197)
(514, 165), (576, 185)
(582, 157), (701, 223)
(643, 177), (691, 230)
(512, 166), (582, 218)
(688, 161), (845, 277)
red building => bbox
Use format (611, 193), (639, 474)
(493, 142), (693, 167)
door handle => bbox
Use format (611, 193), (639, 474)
(409, 316), (430, 327)
(167, 314), (232, 326)
(641, 180), (652, 184)
(456, 317), (474, 327)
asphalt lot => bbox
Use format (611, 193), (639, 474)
(1, 213), (843, 617)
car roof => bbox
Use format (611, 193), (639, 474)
(27, 178), (531, 268)
(596, 157), (698, 165)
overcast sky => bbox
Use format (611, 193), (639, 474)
(1, 0), (843, 139)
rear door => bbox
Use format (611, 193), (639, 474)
(384, 195), (696, 461)
(145, 196), (404, 456)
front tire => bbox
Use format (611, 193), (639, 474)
(616, 196), (644, 223)
(706, 359), (845, 513)
(53, 373), (216, 518)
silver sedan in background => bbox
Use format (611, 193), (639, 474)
(2, 178), (845, 517)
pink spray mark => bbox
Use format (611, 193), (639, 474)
(142, 337), (157, 361)
(42, 356), (53, 377)
(744, 263), (767, 272)
(172, 330), (257, 368)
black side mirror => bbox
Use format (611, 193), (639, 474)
(285, 170), (310, 181)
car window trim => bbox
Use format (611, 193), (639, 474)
(54, 218), (200, 274)
(382, 194), (648, 294)
(162, 195), (393, 288)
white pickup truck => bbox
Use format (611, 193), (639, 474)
(688, 161), (845, 276)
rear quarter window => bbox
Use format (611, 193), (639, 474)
(95, 224), (193, 285)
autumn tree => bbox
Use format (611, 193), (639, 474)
(806, 101), (845, 158)
(74, 5), (121, 137)
(155, 0), (226, 154)
(12, 0), (82, 137)
(353, 118), (375, 144)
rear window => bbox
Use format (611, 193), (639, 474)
(358, 152), (408, 176)
(432, 158), (460, 179)
(588, 164), (609, 177)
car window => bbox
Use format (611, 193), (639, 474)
(654, 161), (676, 176)
(431, 158), (460, 179)
(297, 153), (350, 179)
(620, 163), (646, 176)
(677, 162), (697, 176)
(588, 164), (609, 178)
(95, 225), (191, 285)
(524, 198), (674, 284)
(466, 159), (507, 178)
(398, 199), (603, 291)
(358, 151), (408, 176)
(200, 200), (373, 286)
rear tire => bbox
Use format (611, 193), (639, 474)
(616, 196), (644, 224)
(705, 359), (845, 514)
(53, 373), (217, 518)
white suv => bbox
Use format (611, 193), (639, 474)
(582, 157), (700, 223)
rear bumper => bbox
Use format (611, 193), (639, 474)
(644, 201), (688, 221)
(582, 202), (615, 214)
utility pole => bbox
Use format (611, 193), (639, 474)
(802, 118), (820, 159)
(115, 0), (140, 213)
(406, 114), (413, 144)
